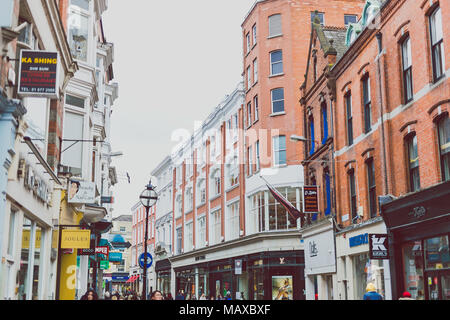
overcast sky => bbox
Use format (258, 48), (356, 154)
(102, 0), (256, 217)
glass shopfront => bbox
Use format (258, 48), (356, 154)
(402, 234), (449, 300)
(174, 250), (305, 300)
(353, 253), (385, 300)
(18, 217), (45, 300)
(156, 259), (172, 297)
(381, 180), (450, 300)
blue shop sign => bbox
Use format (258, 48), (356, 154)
(349, 233), (369, 248)
(109, 252), (122, 262)
(112, 275), (128, 281)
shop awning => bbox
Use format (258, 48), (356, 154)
(126, 275), (139, 283)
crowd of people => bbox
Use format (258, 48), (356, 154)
(80, 288), (167, 300)
(174, 289), (245, 300)
(80, 288), (247, 301)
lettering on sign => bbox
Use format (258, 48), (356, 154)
(349, 233), (369, 248)
(369, 234), (389, 259)
(18, 50), (58, 97)
(309, 241), (318, 258)
(21, 159), (52, 206)
(408, 206), (426, 220)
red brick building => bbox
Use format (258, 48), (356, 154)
(306, 0), (450, 300)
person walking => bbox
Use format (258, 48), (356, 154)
(166, 292), (174, 300)
(80, 288), (98, 300)
(151, 290), (164, 300)
(199, 293), (207, 300)
(399, 291), (414, 300)
(363, 283), (383, 300)
(175, 290), (185, 300)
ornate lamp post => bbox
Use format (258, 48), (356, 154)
(139, 180), (158, 300)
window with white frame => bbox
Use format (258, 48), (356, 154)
(429, 6), (445, 82)
(247, 101), (252, 127)
(226, 201), (240, 241)
(184, 221), (193, 252)
(185, 187), (193, 213)
(273, 135), (286, 166)
(197, 178), (206, 205)
(175, 193), (182, 218)
(210, 209), (222, 245)
(255, 140), (260, 172)
(254, 95), (259, 122)
(247, 146), (253, 176)
(252, 24), (257, 46)
(271, 88), (285, 113)
(197, 215), (207, 248)
(62, 111), (84, 175)
(215, 131), (221, 156)
(68, 0), (90, 62)
(253, 59), (258, 84)
(176, 227), (182, 254)
(268, 14), (282, 37)
(227, 153), (239, 189)
(210, 135), (216, 158)
(176, 165), (182, 185)
(233, 114), (239, 141)
(247, 66), (252, 90)
(211, 168), (221, 197)
(246, 32), (251, 54)
(270, 50), (283, 75)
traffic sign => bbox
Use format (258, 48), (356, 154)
(139, 252), (153, 269)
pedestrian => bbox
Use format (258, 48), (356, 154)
(363, 283), (383, 300)
(399, 291), (414, 300)
(199, 293), (206, 300)
(240, 292), (245, 300)
(166, 292), (174, 300)
(104, 291), (111, 300)
(80, 288), (98, 300)
(111, 292), (119, 300)
(225, 291), (232, 300)
(175, 290), (185, 300)
(151, 290), (164, 300)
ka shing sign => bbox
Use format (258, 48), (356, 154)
(60, 230), (91, 249)
(18, 50), (59, 98)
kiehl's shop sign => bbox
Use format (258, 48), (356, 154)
(18, 50), (59, 98)
(61, 230), (91, 249)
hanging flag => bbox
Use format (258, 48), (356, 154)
(265, 181), (304, 227)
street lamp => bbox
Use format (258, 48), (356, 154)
(290, 135), (320, 144)
(139, 180), (158, 300)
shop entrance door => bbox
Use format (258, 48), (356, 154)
(426, 270), (450, 300)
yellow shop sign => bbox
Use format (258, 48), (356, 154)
(60, 230), (91, 249)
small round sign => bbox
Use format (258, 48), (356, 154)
(139, 252), (153, 269)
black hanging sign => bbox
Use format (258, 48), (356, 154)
(18, 50), (59, 98)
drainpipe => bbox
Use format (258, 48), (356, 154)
(375, 32), (389, 195)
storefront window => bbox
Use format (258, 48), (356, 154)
(177, 269), (195, 299)
(32, 225), (42, 300)
(249, 192), (265, 234)
(197, 268), (208, 297)
(272, 275), (293, 300)
(268, 188), (298, 231)
(157, 270), (171, 296)
(353, 253), (385, 299)
(253, 260), (265, 300)
(18, 218), (32, 300)
(425, 235), (449, 270)
(402, 241), (425, 300)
